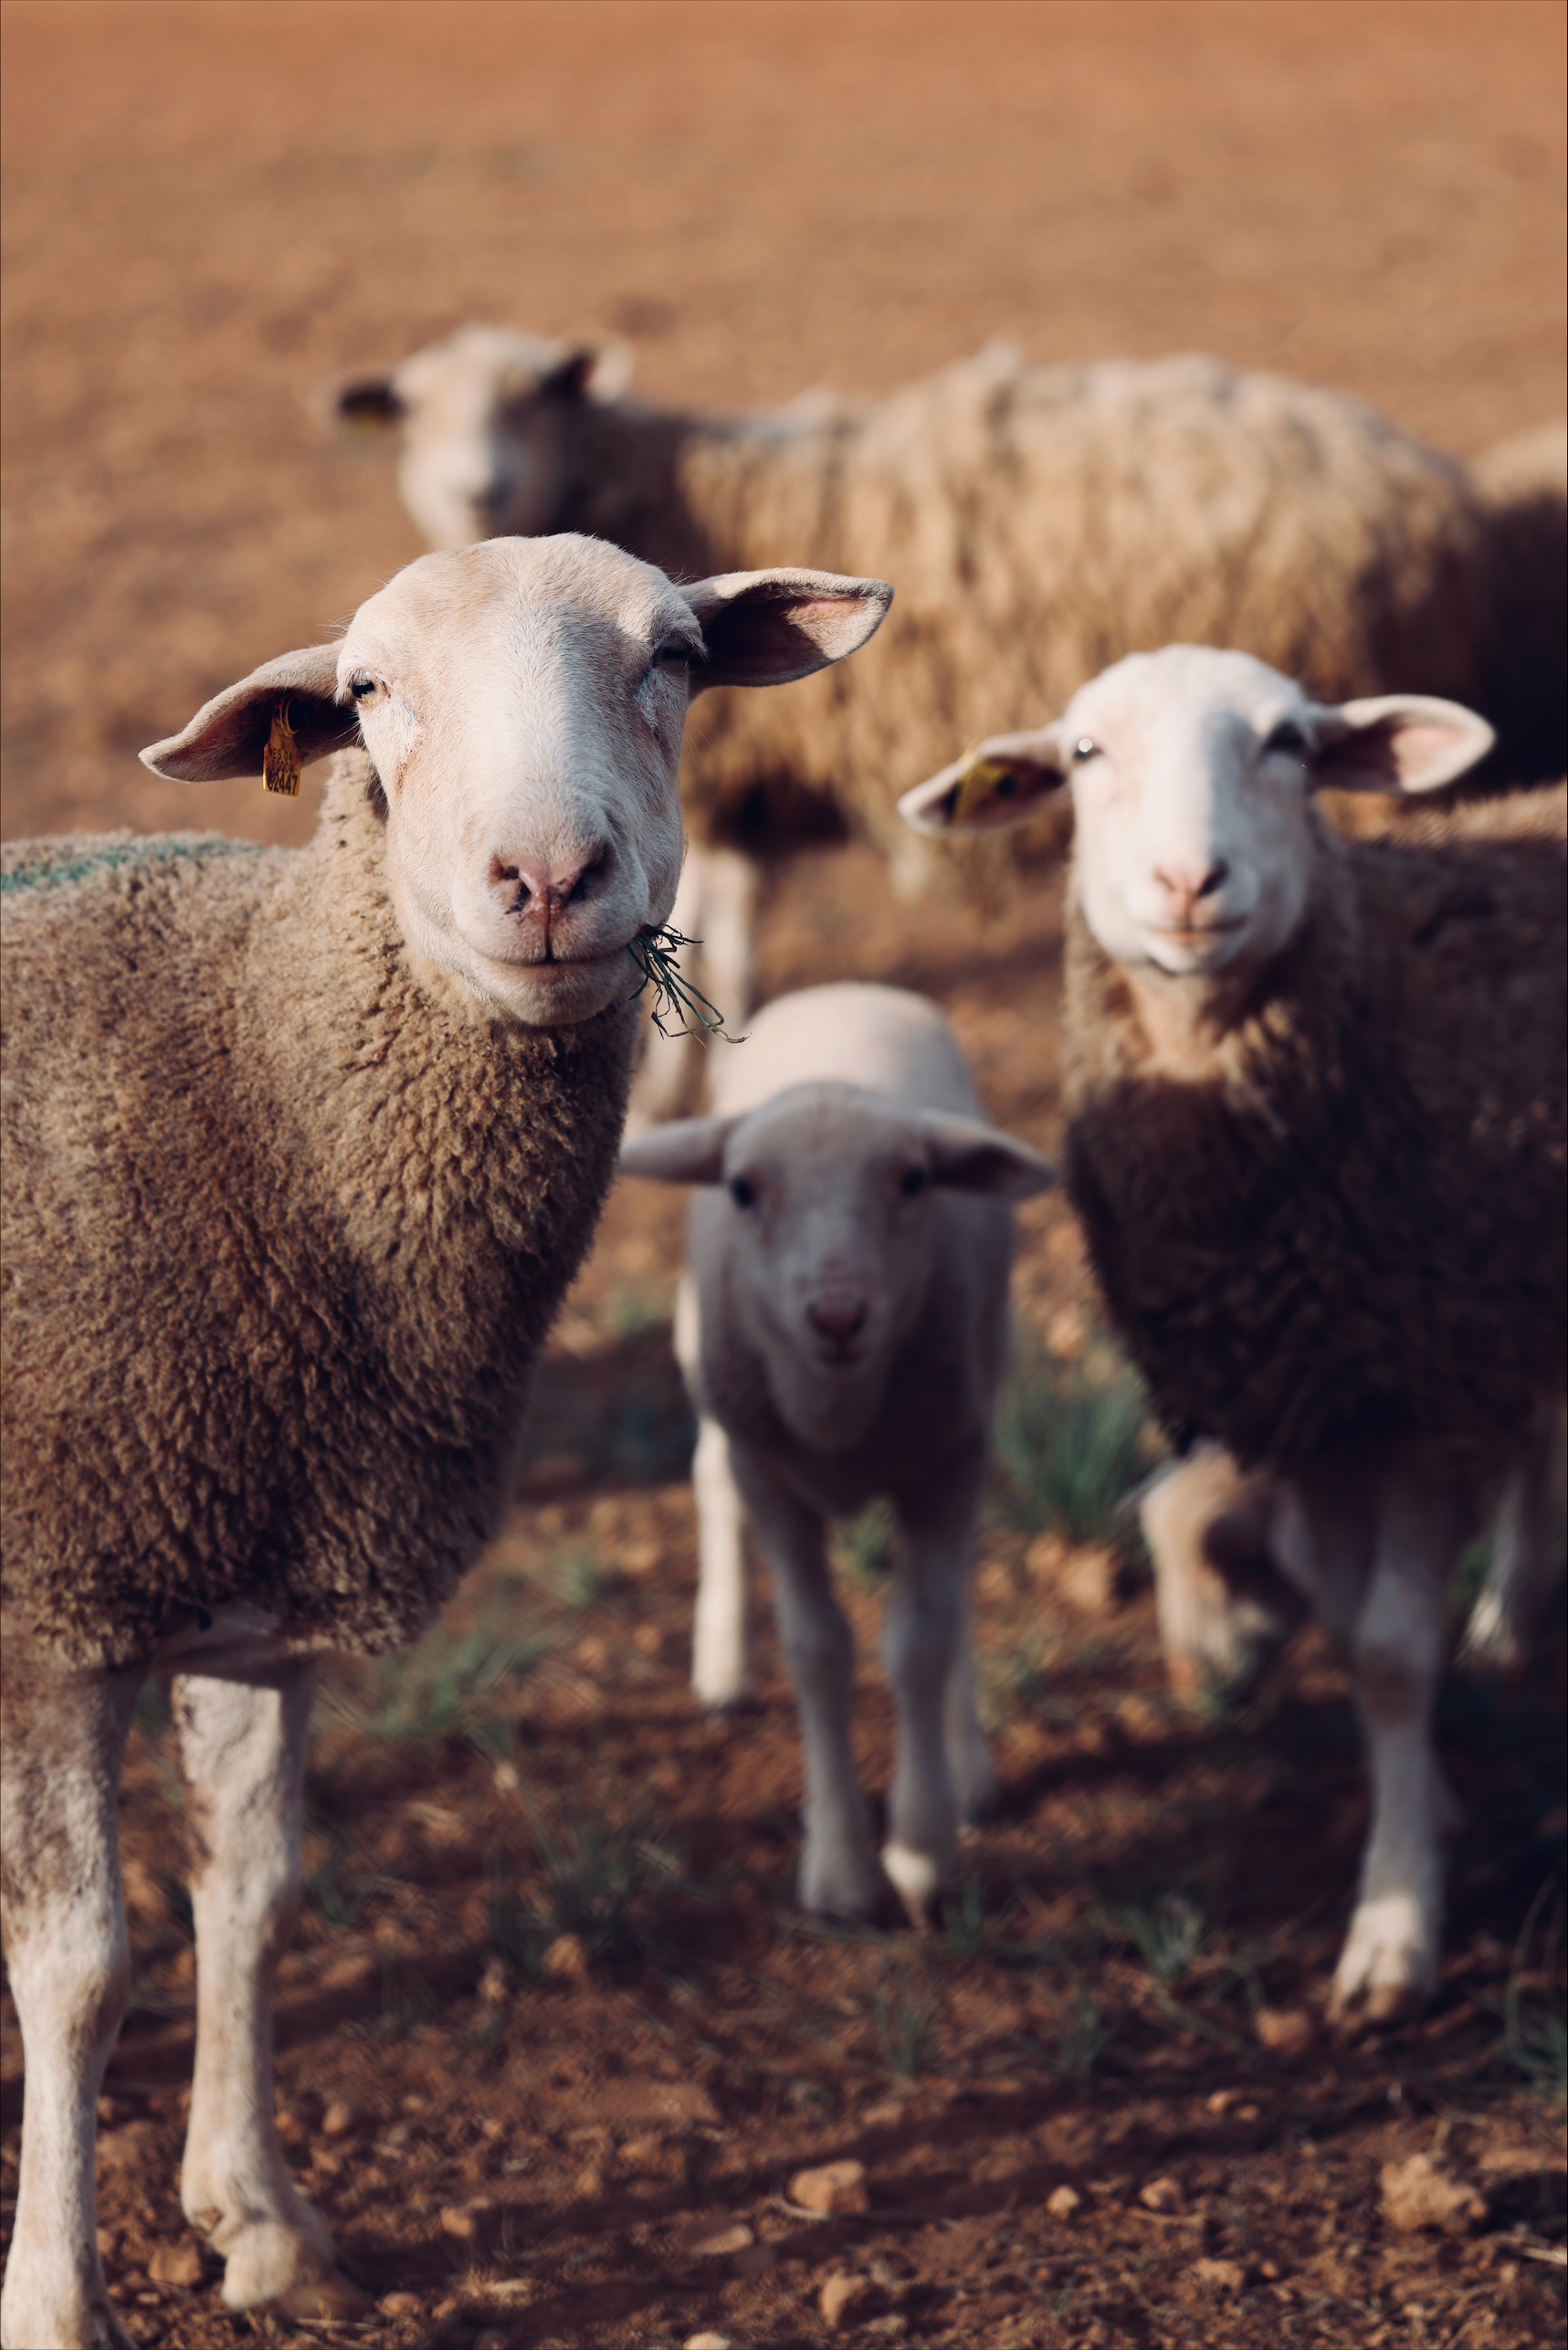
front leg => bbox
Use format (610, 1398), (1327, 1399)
(1, 1628), (141, 2350)
(730, 1452), (876, 1918)
(174, 1664), (365, 2318)
(883, 1451), (988, 1927)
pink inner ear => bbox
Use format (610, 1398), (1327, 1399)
(1388, 722), (1464, 781)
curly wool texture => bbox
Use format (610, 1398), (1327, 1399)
(1060, 786), (1566, 1471)
(558, 349), (1488, 859)
(1, 753), (637, 1668)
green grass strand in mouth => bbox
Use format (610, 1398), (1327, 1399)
(628, 924), (747, 1043)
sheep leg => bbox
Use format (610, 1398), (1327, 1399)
(0, 1629), (140, 2350)
(1330, 1469), (1468, 2031)
(943, 1597), (996, 1828)
(1459, 1401), (1565, 1676)
(882, 1458), (986, 1929)
(173, 1664), (364, 2318)
(731, 1452), (877, 1918)
(692, 846), (758, 1032)
(690, 1416), (752, 1712)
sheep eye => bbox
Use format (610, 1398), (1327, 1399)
(1264, 718), (1308, 756)
(349, 676), (381, 704)
(900, 1165), (928, 1197)
(652, 640), (693, 669)
(1072, 737), (1099, 763)
(728, 1175), (756, 1209)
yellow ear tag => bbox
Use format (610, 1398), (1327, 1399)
(947, 752), (1027, 828)
(262, 701), (301, 796)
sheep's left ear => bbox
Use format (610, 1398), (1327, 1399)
(1307, 694), (1495, 795)
(898, 729), (1069, 837)
(921, 1114), (1057, 1202)
(680, 570), (893, 690)
(313, 369), (405, 433)
(619, 1113), (741, 1186)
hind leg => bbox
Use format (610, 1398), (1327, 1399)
(0, 1627), (140, 2350)
(1459, 1402), (1565, 1675)
(174, 1664), (366, 2318)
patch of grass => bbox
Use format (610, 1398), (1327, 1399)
(1493, 1876), (1567, 2109)
(990, 1338), (1158, 1547)
(1049, 1988), (1110, 2079)
(873, 1955), (940, 2080)
(1113, 1891), (1205, 1987)
(323, 1602), (552, 1756)
(489, 1782), (687, 1974)
(833, 1499), (898, 1589)
(549, 1542), (614, 1611)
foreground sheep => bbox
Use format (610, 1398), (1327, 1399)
(900, 649), (1564, 2027)
(620, 985), (1053, 1923)
(326, 330), (1495, 1109)
(0, 534), (890, 2349)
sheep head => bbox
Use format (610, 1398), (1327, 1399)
(142, 535), (891, 1027)
(899, 645), (1494, 978)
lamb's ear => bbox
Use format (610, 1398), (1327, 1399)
(921, 1114), (1058, 1202)
(618, 1113), (742, 1186)
(898, 729), (1069, 837)
(680, 569), (894, 690)
(314, 369), (405, 433)
(141, 648), (359, 784)
(1306, 694), (1496, 795)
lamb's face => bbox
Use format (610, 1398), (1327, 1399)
(328, 328), (614, 551)
(898, 645), (1496, 982)
(343, 537), (689, 1027)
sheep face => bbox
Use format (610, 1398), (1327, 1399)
(321, 326), (626, 549)
(142, 536), (892, 1027)
(899, 645), (1495, 979)
(625, 1083), (1053, 1458)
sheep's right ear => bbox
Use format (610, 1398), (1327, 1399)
(898, 729), (1069, 837)
(141, 648), (360, 783)
(313, 369), (405, 433)
(681, 570), (893, 690)
(618, 1114), (741, 1186)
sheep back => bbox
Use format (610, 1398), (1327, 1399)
(1473, 421), (1567, 786)
(1, 756), (636, 1668)
(1060, 788), (1566, 1470)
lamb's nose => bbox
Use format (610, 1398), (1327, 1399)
(806, 1299), (868, 1340)
(491, 846), (612, 912)
(1153, 859), (1229, 916)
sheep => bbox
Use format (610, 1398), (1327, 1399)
(0, 532), (891, 2350)
(325, 330), (1494, 1112)
(618, 983), (1054, 1925)
(899, 648), (1564, 2028)
(1473, 419), (1567, 789)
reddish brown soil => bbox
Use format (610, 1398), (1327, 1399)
(2, 6), (1564, 2348)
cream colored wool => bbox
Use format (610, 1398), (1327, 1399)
(1, 757), (636, 1668)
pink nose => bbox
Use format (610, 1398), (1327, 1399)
(490, 846), (611, 912)
(1153, 859), (1228, 921)
(806, 1299), (868, 1340)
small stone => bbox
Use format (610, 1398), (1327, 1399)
(493, 1758), (521, 1793)
(377, 2292), (423, 2317)
(1140, 2175), (1184, 2213)
(1046, 2183), (1082, 2218)
(1380, 2151), (1488, 2235)
(690, 2220), (754, 2257)
(1255, 2004), (1315, 2057)
(865, 2321), (909, 2341)
(820, 2271), (874, 2330)
(1206, 2088), (1239, 2114)
(478, 1957), (510, 2005)
(1191, 2257), (1247, 2293)
(684, 2334), (736, 2350)
(321, 2098), (358, 2137)
(473, 2332), (509, 2350)
(439, 2203), (479, 2239)
(146, 2242), (204, 2287)
(574, 2163), (605, 2197)
(542, 1932), (591, 1983)
(790, 2157), (871, 2215)
(1059, 1544), (1121, 1616)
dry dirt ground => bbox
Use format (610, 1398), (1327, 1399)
(1, 5), (1564, 2348)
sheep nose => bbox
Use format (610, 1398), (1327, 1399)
(1154, 859), (1229, 916)
(490, 846), (612, 912)
(806, 1298), (868, 1340)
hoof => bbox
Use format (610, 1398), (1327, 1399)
(882, 1839), (952, 1935)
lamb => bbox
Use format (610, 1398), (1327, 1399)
(325, 329), (1495, 1111)
(0, 532), (891, 2350)
(618, 983), (1054, 1923)
(899, 648), (1564, 2028)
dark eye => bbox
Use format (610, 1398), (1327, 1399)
(900, 1165), (928, 1197)
(1072, 737), (1099, 764)
(728, 1175), (756, 1209)
(1264, 718), (1308, 756)
(652, 640), (693, 670)
(348, 675), (381, 704)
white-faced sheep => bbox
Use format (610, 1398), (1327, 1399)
(0, 533), (890, 2350)
(619, 983), (1054, 1924)
(900, 648), (1564, 2029)
(325, 329), (1500, 1111)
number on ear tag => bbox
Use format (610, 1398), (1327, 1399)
(263, 702), (301, 796)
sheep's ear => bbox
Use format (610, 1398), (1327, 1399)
(1307, 695), (1496, 795)
(618, 1113), (741, 1186)
(921, 1114), (1057, 1202)
(680, 569), (893, 690)
(898, 729), (1068, 837)
(315, 369), (405, 433)
(141, 648), (359, 784)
